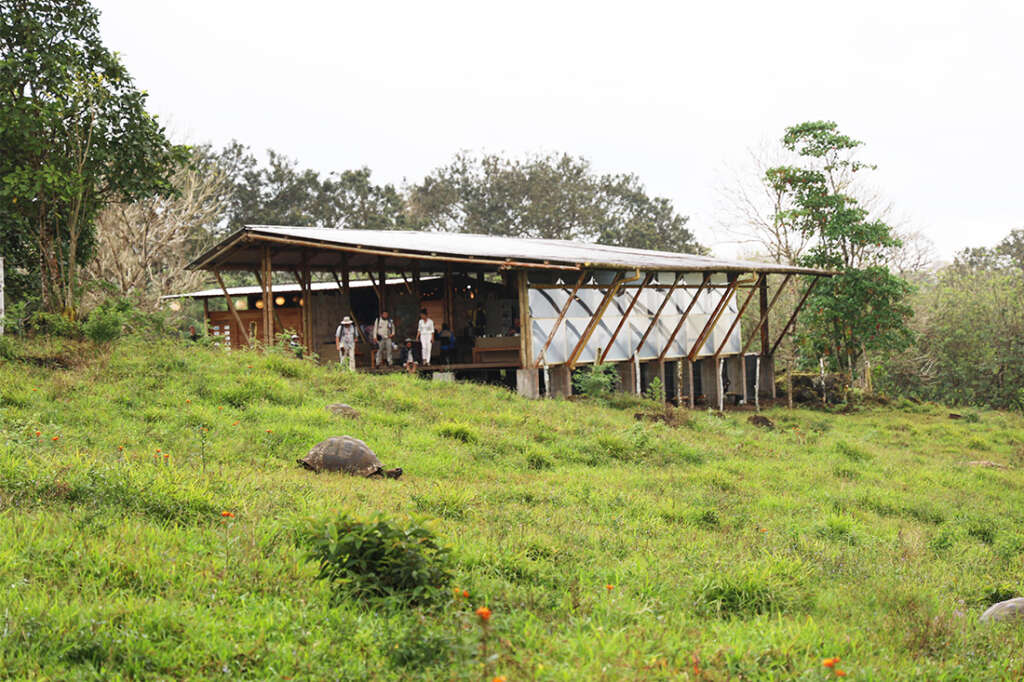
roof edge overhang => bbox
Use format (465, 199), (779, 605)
(187, 226), (835, 277)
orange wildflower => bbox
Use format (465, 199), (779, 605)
(185, 399), (191, 404)
(266, 429), (273, 434)
(156, 448), (161, 453)
(835, 670), (848, 678)
(462, 589), (469, 598)
(232, 421), (239, 426)
(823, 657), (839, 668)
(34, 431), (41, 437)
(118, 446), (124, 451)
(51, 436), (59, 441)
(475, 606), (491, 623)
(492, 677), (506, 682)
(605, 584), (614, 591)
(221, 511), (235, 518)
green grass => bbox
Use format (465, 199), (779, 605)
(2, 336), (1024, 679)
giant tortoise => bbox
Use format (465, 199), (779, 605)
(297, 436), (402, 479)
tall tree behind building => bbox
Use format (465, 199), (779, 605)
(407, 152), (705, 253)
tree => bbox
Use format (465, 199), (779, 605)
(219, 142), (405, 232)
(407, 152), (705, 253)
(766, 121), (914, 374)
(83, 146), (229, 310)
(0, 0), (185, 316)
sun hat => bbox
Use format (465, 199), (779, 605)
(341, 316), (353, 324)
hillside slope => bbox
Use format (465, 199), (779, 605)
(1, 337), (1023, 680)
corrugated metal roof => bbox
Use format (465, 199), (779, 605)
(162, 276), (434, 300)
(189, 225), (830, 275)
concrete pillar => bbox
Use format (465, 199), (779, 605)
(617, 361), (638, 394)
(548, 365), (572, 398)
(700, 358), (721, 409)
(758, 354), (776, 399)
(516, 369), (540, 399)
(433, 371), (455, 383)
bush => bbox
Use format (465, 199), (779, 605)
(82, 304), (125, 343)
(435, 422), (477, 443)
(644, 376), (665, 403)
(572, 362), (619, 398)
(27, 311), (81, 338)
(0, 335), (17, 360)
(302, 513), (452, 606)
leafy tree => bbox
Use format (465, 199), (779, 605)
(219, 142), (405, 232)
(407, 152), (705, 253)
(0, 0), (185, 316)
(767, 121), (914, 374)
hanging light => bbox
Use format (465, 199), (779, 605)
(254, 299), (264, 310)
(274, 296), (286, 306)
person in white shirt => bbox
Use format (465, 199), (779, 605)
(417, 308), (435, 366)
(373, 310), (396, 367)
(335, 316), (356, 370)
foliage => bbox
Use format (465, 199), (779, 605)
(82, 146), (228, 310)
(82, 299), (126, 343)
(27, 311), (81, 338)
(301, 512), (452, 606)
(0, 0), (186, 315)
(877, 240), (1024, 411)
(407, 152), (705, 253)
(218, 142), (406, 232)
(766, 121), (914, 372)
(572, 361), (619, 398)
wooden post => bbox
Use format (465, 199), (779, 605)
(516, 270), (533, 368)
(759, 275), (770, 355)
(214, 271), (250, 346)
(301, 251), (312, 355)
(740, 273), (792, 356)
(687, 359), (695, 408)
(378, 256), (387, 315)
(261, 246), (273, 345)
(202, 298), (209, 336)
(444, 265), (454, 331)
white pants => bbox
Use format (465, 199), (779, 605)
(338, 344), (355, 370)
(419, 335), (433, 365)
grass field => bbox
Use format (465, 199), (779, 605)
(1, 336), (1024, 680)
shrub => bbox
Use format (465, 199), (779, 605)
(83, 304), (125, 343)
(572, 362), (619, 398)
(28, 311), (81, 338)
(0, 335), (17, 360)
(302, 513), (452, 606)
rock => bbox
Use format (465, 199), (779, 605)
(327, 403), (360, 419)
(748, 415), (774, 430)
(980, 598), (1024, 622)
(966, 460), (1008, 469)
(949, 413), (963, 420)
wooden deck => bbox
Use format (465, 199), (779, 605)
(364, 362), (520, 374)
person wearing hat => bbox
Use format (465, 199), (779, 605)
(400, 337), (418, 373)
(335, 315), (357, 370)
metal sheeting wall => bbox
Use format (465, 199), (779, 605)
(529, 272), (742, 366)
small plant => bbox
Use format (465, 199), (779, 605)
(572, 362), (618, 398)
(302, 512), (452, 606)
(645, 376), (665, 403)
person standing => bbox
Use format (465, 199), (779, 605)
(373, 310), (396, 367)
(335, 316), (356, 370)
(438, 323), (456, 365)
(417, 308), (435, 366)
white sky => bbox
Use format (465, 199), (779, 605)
(93, 0), (1024, 260)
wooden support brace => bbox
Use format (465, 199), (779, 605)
(567, 272), (627, 369)
(714, 273), (764, 359)
(769, 276), (821, 357)
(634, 272), (685, 356)
(687, 277), (740, 362)
(598, 272), (653, 364)
(740, 274), (792, 356)
(534, 270), (588, 366)
(658, 272), (712, 361)
(214, 271), (250, 346)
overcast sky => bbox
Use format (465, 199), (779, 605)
(93, 0), (1023, 261)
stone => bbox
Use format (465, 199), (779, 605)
(980, 597), (1024, 622)
(748, 414), (775, 430)
(327, 403), (360, 419)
